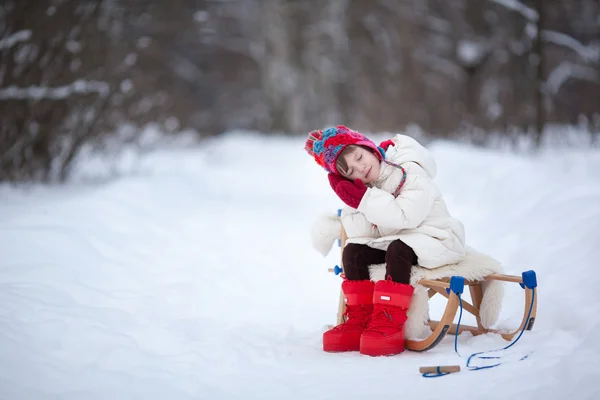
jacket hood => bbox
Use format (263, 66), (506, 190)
(385, 134), (437, 178)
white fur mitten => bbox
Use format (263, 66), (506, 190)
(309, 213), (342, 257)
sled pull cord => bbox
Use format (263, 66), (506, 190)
(422, 271), (537, 378)
(464, 270), (537, 371)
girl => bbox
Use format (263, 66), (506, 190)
(305, 125), (466, 357)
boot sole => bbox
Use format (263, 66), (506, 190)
(360, 336), (405, 357)
(323, 331), (363, 352)
(323, 343), (360, 352)
(359, 346), (405, 357)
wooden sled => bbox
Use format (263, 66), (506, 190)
(329, 228), (538, 352)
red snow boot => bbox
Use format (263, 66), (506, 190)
(323, 280), (374, 352)
(360, 279), (414, 356)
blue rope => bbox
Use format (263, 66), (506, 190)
(422, 366), (449, 378)
(422, 289), (535, 378)
(463, 290), (535, 371)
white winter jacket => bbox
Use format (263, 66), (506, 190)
(342, 134), (466, 268)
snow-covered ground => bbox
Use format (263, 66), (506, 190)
(1, 131), (600, 399)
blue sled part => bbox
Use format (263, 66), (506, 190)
(446, 276), (465, 295)
(333, 265), (343, 275)
(520, 270), (537, 289)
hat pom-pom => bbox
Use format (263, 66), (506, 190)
(304, 130), (322, 156)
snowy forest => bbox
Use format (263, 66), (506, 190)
(1, 0), (599, 181)
(2, 2), (600, 399)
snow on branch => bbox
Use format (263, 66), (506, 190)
(546, 61), (600, 94)
(489, 0), (538, 22)
(542, 30), (600, 63)
(0, 30), (32, 50)
(0, 80), (110, 100)
(457, 40), (486, 67)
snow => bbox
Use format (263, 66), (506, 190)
(546, 61), (600, 94)
(0, 30), (32, 50)
(1, 131), (600, 399)
(490, 0), (538, 22)
(457, 40), (486, 67)
(193, 11), (209, 23)
(0, 80), (109, 100)
(542, 30), (600, 63)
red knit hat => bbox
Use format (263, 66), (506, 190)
(304, 125), (384, 175)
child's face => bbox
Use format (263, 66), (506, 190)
(340, 147), (381, 184)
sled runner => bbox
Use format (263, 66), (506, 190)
(329, 227), (538, 352)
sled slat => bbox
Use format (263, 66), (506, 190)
(485, 273), (523, 283)
(416, 279), (450, 289)
(428, 277), (480, 286)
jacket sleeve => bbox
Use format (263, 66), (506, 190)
(340, 206), (375, 238)
(356, 163), (436, 230)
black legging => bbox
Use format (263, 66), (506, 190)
(342, 240), (418, 284)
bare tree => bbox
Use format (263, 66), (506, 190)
(0, 0), (129, 181)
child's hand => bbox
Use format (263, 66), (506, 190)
(328, 174), (367, 209)
(379, 139), (394, 151)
